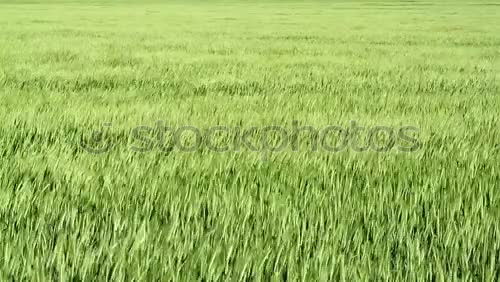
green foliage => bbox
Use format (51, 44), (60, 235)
(0, 1), (499, 280)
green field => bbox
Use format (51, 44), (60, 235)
(0, 0), (499, 280)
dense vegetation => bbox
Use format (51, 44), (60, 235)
(0, 1), (499, 280)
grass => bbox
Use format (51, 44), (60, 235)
(0, 0), (499, 280)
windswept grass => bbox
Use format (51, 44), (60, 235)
(0, 1), (499, 280)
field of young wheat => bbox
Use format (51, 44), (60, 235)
(0, 0), (499, 280)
